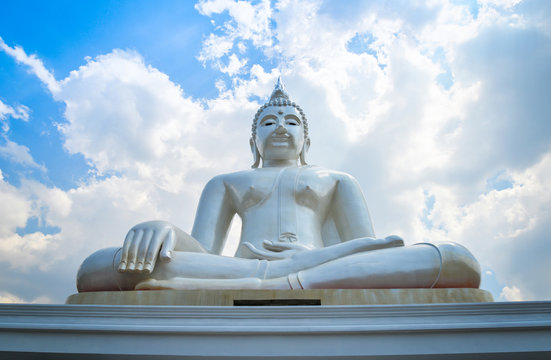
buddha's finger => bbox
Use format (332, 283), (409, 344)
(263, 240), (291, 251)
(267, 240), (310, 252)
(385, 235), (404, 247)
(144, 228), (168, 273)
(135, 229), (153, 272)
(258, 249), (286, 260)
(244, 242), (261, 253)
(160, 228), (175, 263)
(118, 230), (135, 272)
(127, 229), (144, 272)
(245, 242), (283, 260)
(244, 242), (266, 256)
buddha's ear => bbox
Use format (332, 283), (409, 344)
(250, 137), (261, 168)
(300, 137), (311, 166)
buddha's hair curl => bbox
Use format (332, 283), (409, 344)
(251, 99), (309, 140)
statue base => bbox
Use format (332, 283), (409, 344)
(6, 298), (551, 358)
(66, 288), (493, 305)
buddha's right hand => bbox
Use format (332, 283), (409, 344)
(118, 221), (176, 274)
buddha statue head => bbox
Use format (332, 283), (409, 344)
(250, 78), (310, 168)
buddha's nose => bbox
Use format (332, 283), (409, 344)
(275, 123), (286, 133)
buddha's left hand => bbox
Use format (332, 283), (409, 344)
(243, 240), (312, 260)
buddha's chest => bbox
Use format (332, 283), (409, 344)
(224, 167), (338, 214)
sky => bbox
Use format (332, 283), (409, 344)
(0, 0), (550, 304)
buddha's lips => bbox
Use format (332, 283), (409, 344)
(271, 135), (290, 142)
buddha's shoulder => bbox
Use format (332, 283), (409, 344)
(301, 165), (359, 182)
(294, 165), (356, 187)
(203, 169), (260, 187)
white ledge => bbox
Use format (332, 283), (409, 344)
(1, 302), (550, 359)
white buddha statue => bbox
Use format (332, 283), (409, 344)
(77, 79), (480, 292)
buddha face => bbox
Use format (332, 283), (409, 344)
(254, 105), (307, 163)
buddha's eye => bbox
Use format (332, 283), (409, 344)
(286, 119), (298, 126)
(263, 120), (276, 126)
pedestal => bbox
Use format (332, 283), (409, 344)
(66, 288), (494, 305)
(1, 301), (550, 359)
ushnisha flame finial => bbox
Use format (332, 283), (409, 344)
(269, 76), (289, 102)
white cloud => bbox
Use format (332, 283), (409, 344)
(220, 53), (247, 75)
(0, 101), (43, 170)
(0, 170), (31, 238)
(0, 36), (60, 94)
(198, 33), (235, 61)
(410, 152), (551, 300)
(480, 0), (523, 10)
(500, 285), (524, 301)
(196, 0), (274, 68)
(0, 137), (45, 170)
(0, 232), (59, 271)
(0, 99), (29, 132)
(0, 291), (52, 304)
(0, 172), (60, 271)
(56, 49), (211, 193)
(0, 100), (43, 170)
(0, 100), (29, 122)
(196, 0), (273, 48)
(0, 292), (26, 303)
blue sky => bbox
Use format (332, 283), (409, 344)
(1, 0), (550, 303)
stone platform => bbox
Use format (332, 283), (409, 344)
(66, 288), (493, 305)
(1, 301), (551, 359)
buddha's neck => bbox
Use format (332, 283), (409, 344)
(262, 159), (299, 168)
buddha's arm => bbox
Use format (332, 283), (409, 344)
(331, 174), (376, 241)
(190, 175), (236, 255)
